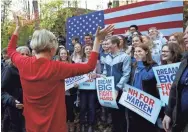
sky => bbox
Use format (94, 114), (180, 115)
(10, 0), (110, 11)
(9, 0), (145, 20)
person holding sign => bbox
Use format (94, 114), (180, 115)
(58, 48), (77, 132)
(102, 36), (131, 132)
(99, 39), (111, 122)
(155, 42), (183, 131)
(79, 44), (101, 132)
(161, 43), (182, 65)
(7, 12), (114, 132)
(163, 26), (188, 132)
(128, 43), (159, 132)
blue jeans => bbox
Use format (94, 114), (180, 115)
(79, 90), (97, 125)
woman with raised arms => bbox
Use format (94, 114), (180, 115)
(7, 13), (114, 132)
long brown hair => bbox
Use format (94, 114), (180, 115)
(58, 48), (71, 63)
(169, 32), (185, 52)
(118, 35), (128, 51)
(82, 44), (93, 61)
(161, 42), (182, 65)
(135, 43), (155, 66)
(71, 43), (83, 62)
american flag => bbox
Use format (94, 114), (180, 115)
(66, 1), (183, 50)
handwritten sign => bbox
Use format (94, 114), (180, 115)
(96, 76), (119, 109)
(119, 84), (162, 124)
(153, 63), (180, 105)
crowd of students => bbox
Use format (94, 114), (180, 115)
(1, 17), (188, 132)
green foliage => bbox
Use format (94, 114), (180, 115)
(1, 21), (34, 48)
(40, 0), (74, 36)
(1, 0), (93, 48)
(17, 25), (34, 46)
(40, 0), (91, 36)
(1, 23), (10, 48)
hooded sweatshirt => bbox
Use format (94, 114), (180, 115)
(102, 51), (131, 90)
(7, 35), (98, 132)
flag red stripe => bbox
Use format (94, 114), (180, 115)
(104, 7), (182, 24)
(104, 1), (163, 14)
(113, 21), (183, 34)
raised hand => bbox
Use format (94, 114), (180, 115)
(124, 29), (130, 37)
(95, 25), (114, 41)
(12, 12), (22, 35)
(13, 12), (21, 27)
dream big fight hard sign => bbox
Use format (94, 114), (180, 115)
(153, 63), (180, 105)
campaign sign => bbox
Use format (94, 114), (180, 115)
(96, 76), (119, 109)
(79, 78), (96, 90)
(153, 63), (180, 105)
(119, 84), (162, 124)
(65, 74), (90, 91)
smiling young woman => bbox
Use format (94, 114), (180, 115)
(129, 43), (159, 132)
(161, 42), (182, 65)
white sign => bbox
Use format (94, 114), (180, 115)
(79, 79), (96, 90)
(65, 74), (90, 91)
(119, 84), (162, 124)
(153, 62), (180, 105)
(96, 76), (119, 109)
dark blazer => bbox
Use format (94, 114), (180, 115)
(1, 64), (25, 132)
(165, 53), (188, 132)
(1, 65), (23, 107)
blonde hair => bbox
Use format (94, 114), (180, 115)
(16, 46), (31, 55)
(30, 29), (58, 53)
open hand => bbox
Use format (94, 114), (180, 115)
(95, 25), (114, 41)
(124, 29), (130, 36)
(13, 12), (21, 27)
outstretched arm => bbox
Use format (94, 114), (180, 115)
(55, 25), (114, 79)
(7, 12), (29, 68)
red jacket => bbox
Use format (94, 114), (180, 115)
(8, 35), (98, 132)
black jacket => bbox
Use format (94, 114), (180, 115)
(1, 65), (23, 108)
(1, 64), (26, 132)
(165, 53), (188, 132)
